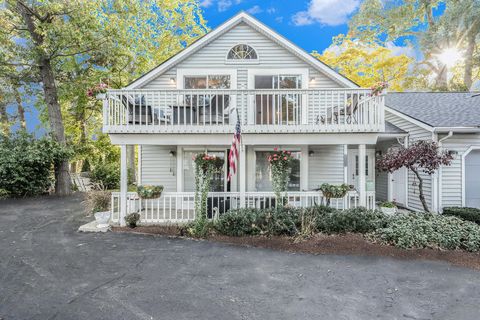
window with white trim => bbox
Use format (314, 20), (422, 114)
(227, 44), (258, 60)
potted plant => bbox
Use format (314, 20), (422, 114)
(83, 190), (111, 228)
(125, 212), (140, 228)
(87, 82), (108, 100)
(379, 201), (397, 215)
(318, 183), (349, 206)
(137, 185), (164, 199)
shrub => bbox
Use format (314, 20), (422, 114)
(83, 190), (111, 215)
(0, 132), (70, 197)
(380, 201), (397, 208)
(90, 162), (120, 190)
(370, 213), (480, 252)
(186, 218), (214, 238)
(315, 206), (388, 234)
(125, 212), (140, 228)
(214, 207), (301, 237)
(0, 188), (9, 199)
(443, 207), (480, 224)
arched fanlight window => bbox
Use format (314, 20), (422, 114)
(227, 44), (258, 60)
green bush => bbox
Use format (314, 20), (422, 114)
(443, 207), (480, 224)
(214, 207), (301, 237)
(315, 206), (388, 234)
(0, 132), (70, 197)
(370, 213), (480, 252)
(90, 162), (120, 189)
(214, 206), (386, 237)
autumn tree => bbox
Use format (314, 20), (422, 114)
(313, 35), (414, 91)
(0, 0), (207, 194)
(376, 140), (453, 212)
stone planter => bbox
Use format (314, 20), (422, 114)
(380, 206), (397, 215)
(94, 211), (111, 228)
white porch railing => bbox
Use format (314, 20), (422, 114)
(103, 89), (384, 134)
(110, 191), (375, 225)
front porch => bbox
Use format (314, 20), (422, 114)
(112, 140), (378, 225)
(110, 191), (376, 225)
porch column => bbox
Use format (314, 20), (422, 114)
(358, 144), (366, 207)
(239, 145), (246, 207)
(120, 145), (128, 227)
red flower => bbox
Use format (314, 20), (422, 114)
(273, 154), (277, 157)
(284, 157), (287, 160)
(273, 147), (278, 151)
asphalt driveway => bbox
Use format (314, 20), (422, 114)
(0, 194), (479, 320)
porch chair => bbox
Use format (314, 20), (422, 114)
(318, 95), (359, 125)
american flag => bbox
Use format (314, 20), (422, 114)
(227, 117), (241, 181)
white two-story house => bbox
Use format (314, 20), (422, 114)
(103, 12), (480, 226)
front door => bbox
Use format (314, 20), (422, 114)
(391, 167), (406, 206)
(347, 149), (375, 191)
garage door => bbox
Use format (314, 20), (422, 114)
(465, 149), (480, 208)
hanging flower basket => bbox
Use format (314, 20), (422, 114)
(87, 82), (108, 100)
(193, 153), (224, 173)
(370, 81), (389, 96)
(137, 185), (164, 199)
(268, 148), (294, 202)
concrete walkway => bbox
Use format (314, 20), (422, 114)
(0, 194), (479, 320)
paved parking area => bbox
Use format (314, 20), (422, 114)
(0, 194), (479, 320)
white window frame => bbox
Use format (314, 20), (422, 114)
(249, 146), (303, 192)
(177, 68), (237, 90)
(225, 43), (260, 64)
(247, 68), (309, 125)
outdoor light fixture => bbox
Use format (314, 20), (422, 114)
(169, 77), (176, 84)
(309, 76), (316, 82)
(169, 150), (176, 157)
(308, 150), (315, 157)
(448, 150), (458, 156)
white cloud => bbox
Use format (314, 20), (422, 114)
(275, 16), (284, 23)
(199, 0), (213, 8)
(247, 5), (263, 15)
(266, 7), (276, 14)
(217, 0), (242, 12)
(385, 41), (416, 58)
(292, 0), (361, 26)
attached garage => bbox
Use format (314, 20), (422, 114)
(464, 148), (480, 208)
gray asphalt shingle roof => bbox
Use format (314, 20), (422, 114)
(385, 92), (480, 128)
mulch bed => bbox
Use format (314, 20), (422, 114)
(112, 226), (480, 270)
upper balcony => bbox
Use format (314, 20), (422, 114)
(103, 89), (384, 134)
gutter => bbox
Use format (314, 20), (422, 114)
(433, 127), (480, 133)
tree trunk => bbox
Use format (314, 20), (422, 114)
(19, 2), (71, 195)
(435, 64), (449, 90)
(412, 168), (430, 212)
(127, 145), (136, 183)
(14, 86), (26, 130)
(464, 31), (476, 90)
(0, 103), (10, 135)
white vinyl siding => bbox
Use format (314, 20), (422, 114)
(440, 133), (480, 208)
(140, 145), (177, 192)
(308, 145), (344, 189)
(385, 111), (433, 211)
(141, 22), (343, 90)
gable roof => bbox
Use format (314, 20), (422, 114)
(385, 92), (480, 129)
(126, 12), (358, 89)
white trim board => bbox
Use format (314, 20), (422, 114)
(176, 68), (238, 89)
(126, 12), (357, 89)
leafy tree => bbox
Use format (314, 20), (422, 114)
(313, 35), (414, 91)
(0, 0), (207, 195)
(376, 140), (453, 212)
(350, 0), (480, 90)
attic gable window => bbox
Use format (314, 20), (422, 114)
(227, 44), (258, 61)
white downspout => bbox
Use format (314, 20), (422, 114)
(437, 131), (453, 213)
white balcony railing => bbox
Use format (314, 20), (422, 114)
(110, 191), (376, 225)
(103, 89), (384, 134)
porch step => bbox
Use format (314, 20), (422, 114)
(78, 220), (110, 233)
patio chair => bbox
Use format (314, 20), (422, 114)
(122, 95), (170, 125)
(319, 95), (359, 125)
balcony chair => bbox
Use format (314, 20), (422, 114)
(318, 95), (359, 125)
(122, 95), (170, 125)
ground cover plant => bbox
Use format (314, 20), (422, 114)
(443, 207), (480, 225)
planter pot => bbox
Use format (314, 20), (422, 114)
(96, 93), (106, 100)
(380, 207), (397, 215)
(94, 211), (111, 228)
(139, 191), (162, 200)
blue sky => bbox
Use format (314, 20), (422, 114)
(200, 0), (354, 53)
